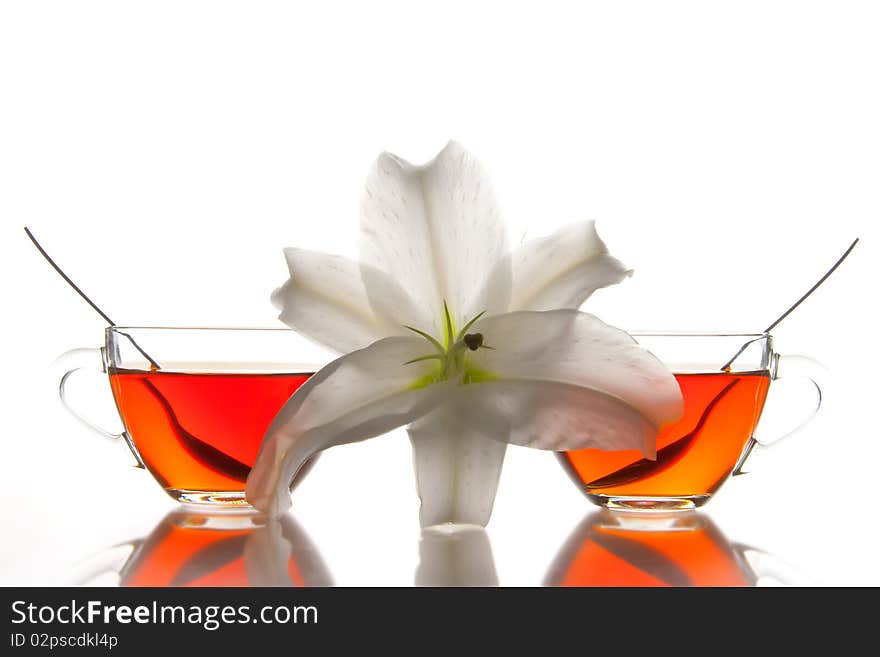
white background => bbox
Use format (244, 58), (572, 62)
(1, 1), (878, 585)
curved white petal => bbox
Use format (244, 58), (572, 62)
(360, 141), (510, 334)
(408, 406), (507, 528)
(457, 380), (657, 457)
(415, 526), (499, 586)
(272, 249), (426, 353)
(504, 221), (632, 312)
(470, 310), (683, 431)
(246, 337), (448, 516)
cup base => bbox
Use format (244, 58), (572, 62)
(586, 494), (711, 512)
(167, 488), (253, 508)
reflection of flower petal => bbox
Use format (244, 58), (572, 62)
(274, 513), (335, 587)
(504, 221), (632, 312)
(461, 380), (656, 456)
(273, 249), (423, 353)
(360, 141), (509, 333)
(416, 525), (499, 586)
(471, 310), (683, 431)
(246, 337), (448, 516)
(243, 519), (291, 587)
(244, 515), (338, 587)
(408, 407), (508, 528)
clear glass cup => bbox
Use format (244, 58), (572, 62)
(57, 327), (332, 507)
(557, 333), (823, 511)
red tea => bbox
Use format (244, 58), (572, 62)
(108, 369), (311, 496)
(559, 371), (771, 504)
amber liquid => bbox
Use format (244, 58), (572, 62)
(548, 516), (753, 587)
(108, 369), (311, 493)
(559, 371), (771, 501)
(122, 523), (287, 587)
(120, 519), (313, 587)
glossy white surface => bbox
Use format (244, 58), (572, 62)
(1, 1), (878, 586)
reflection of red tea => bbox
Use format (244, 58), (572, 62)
(108, 370), (311, 495)
(117, 512), (333, 587)
(546, 513), (755, 587)
(559, 371), (771, 505)
(122, 522), (267, 587)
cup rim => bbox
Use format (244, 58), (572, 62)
(107, 326), (771, 338)
(628, 331), (769, 338)
(108, 326), (295, 332)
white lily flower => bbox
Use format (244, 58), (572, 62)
(247, 142), (683, 525)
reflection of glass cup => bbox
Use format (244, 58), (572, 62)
(71, 509), (333, 587)
(57, 327), (330, 506)
(558, 333), (823, 511)
(544, 510), (800, 587)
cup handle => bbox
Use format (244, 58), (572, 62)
(732, 354), (826, 476)
(55, 347), (123, 440)
(757, 354), (825, 447)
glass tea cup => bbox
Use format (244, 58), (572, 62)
(558, 333), (823, 511)
(57, 327), (331, 507)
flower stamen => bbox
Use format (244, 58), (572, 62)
(403, 309), (495, 382)
(456, 310), (486, 341)
(463, 333), (483, 351)
(442, 300), (455, 348)
(403, 354), (445, 365)
(404, 325), (445, 354)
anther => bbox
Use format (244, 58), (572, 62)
(463, 333), (484, 351)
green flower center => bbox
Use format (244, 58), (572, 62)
(404, 302), (496, 389)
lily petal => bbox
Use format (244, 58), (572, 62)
(360, 141), (510, 334)
(470, 310), (684, 432)
(408, 407), (508, 528)
(246, 337), (448, 516)
(272, 248), (426, 353)
(504, 221), (632, 312)
(457, 380), (657, 457)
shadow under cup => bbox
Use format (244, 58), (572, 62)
(558, 333), (819, 511)
(64, 328), (330, 507)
